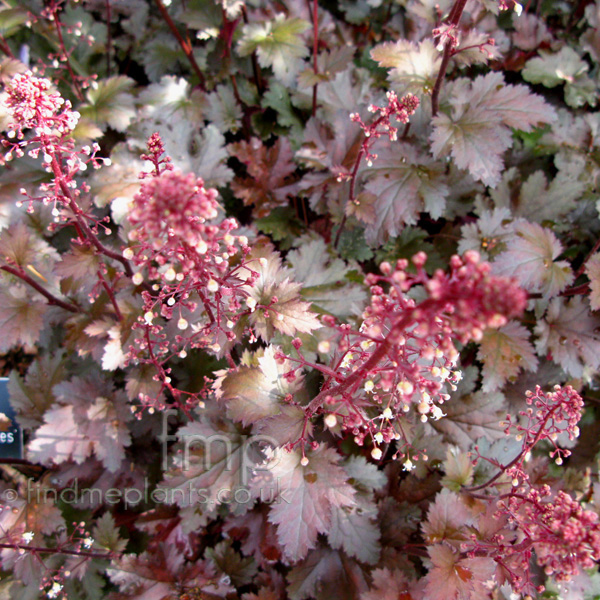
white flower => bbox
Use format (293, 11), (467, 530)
(47, 582), (63, 598)
(83, 537), (94, 549)
(324, 414), (337, 428)
(430, 405), (446, 420)
(403, 458), (415, 471)
(22, 531), (34, 543)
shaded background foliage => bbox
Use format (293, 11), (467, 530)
(0, 0), (600, 598)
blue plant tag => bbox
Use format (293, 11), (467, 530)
(0, 377), (23, 459)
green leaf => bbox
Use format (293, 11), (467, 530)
(335, 226), (374, 261)
(256, 446), (355, 563)
(92, 513), (127, 553)
(8, 352), (66, 428)
(205, 540), (257, 587)
(80, 76), (136, 132)
(431, 72), (556, 187)
(535, 297), (600, 378)
(586, 253), (600, 311)
(493, 221), (573, 299)
(361, 141), (449, 245)
(240, 246), (321, 341)
(160, 416), (256, 515)
(491, 169), (584, 223)
(206, 84), (243, 133)
(287, 548), (368, 600)
(431, 390), (508, 449)
(0, 283), (48, 353)
(370, 39), (439, 95)
(218, 346), (303, 427)
(286, 238), (367, 317)
(255, 207), (303, 247)
(0, 7), (29, 36)
(523, 47), (589, 88)
(477, 321), (538, 391)
(262, 82), (304, 134)
(238, 16), (310, 84)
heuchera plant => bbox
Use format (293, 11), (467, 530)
(0, 0), (600, 598)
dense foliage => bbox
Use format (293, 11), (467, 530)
(0, 0), (600, 598)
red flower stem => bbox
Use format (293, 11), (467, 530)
(575, 235), (600, 279)
(106, 0), (112, 76)
(50, 4), (84, 102)
(196, 288), (215, 324)
(305, 302), (442, 416)
(241, 6), (263, 95)
(464, 402), (562, 493)
(0, 36), (14, 58)
(431, 42), (452, 117)
(154, 0), (206, 90)
(430, 0), (468, 117)
(0, 265), (80, 313)
(311, 0), (319, 117)
(51, 157), (133, 278)
(333, 145), (366, 248)
(284, 353), (341, 380)
(0, 542), (113, 560)
(97, 268), (123, 321)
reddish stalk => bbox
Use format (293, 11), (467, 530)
(241, 6), (263, 95)
(0, 265), (80, 313)
(97, 268), (123, 321)
(0, 36), (14, 58)
(311, 0), (319, 117)
(106, 0), (112, 76)
(49, 3), (84, 102)
(154, 0), (206, 89)
(51, 157), (134, 278)
(0, 543), (113, 560)
(333, 145), (366, 248)
(575, 235), (600, 279)
(430, 0), (468, 117)
(305, 302), (438, 415)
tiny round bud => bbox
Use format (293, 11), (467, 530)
(324, 414), (337, 428)
(318, 340), (331, 353)
(300, 456), (309, 467)
(371, 447), (383, 460)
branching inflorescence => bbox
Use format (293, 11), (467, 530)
(286, 250), (527, 466)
